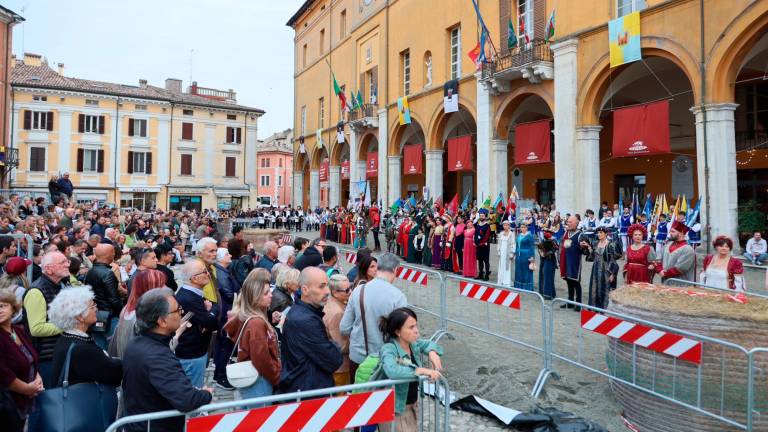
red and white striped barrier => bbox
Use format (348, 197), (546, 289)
(396, 267), (428, 286)
(345, 252), (357, 264)
(187, 389), (394, 432)
(458, 281), (520, 309)
(281, 234), (293, 244)
(580, 310), (702, 364)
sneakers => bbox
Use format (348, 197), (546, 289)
(215, 379), (235, 391)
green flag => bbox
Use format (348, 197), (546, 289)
(482, 197), (492, 209)
(507, 18), (517, 49)
(357, 90), (364, 108)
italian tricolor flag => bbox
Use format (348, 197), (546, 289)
(545, 9), (555, 41)
(332, 73), (349, 112)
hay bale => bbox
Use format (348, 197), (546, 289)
(241, 228), (289, 253)
(606, 283), (768, 432)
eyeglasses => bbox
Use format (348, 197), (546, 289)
(167, 305), (184, 316)
(191, 270), (210, 279)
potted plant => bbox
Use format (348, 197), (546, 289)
(737, 200), (766, 248)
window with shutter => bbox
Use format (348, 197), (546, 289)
(81, 149), (99, 172)
(128, 118), (135, 137)
(97, 150), (105, 173)
(46, 112), (54, 131)
(98, 116), (105, 134)
(23, 111), (31, 130)
(127, 151), (134, 173)
(181, 154), (192, 175)
(145, 153), (152, 174)
(182, 123), (193, 140)
(226, 157), (236, 177)
(29, 147), (45, 172)
(77, 148), (84, 172)
(78, 114), (85, 133)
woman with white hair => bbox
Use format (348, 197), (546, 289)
(49, 286), (122, 388)
(212, 247), (240, 390)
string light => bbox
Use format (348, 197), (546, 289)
(736, 149), (756, 166)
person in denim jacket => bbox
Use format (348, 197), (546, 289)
(378, 307), (443, 431)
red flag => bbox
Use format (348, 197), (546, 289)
(366, 152), (378, 178)
(514, 120), (551, 164)
(446, 194), (459, 215)
(319, 158), (329, 182)
(447, 135), (473, 171)
(467, 42), (481, 69)
(612, 100), (670, 157)
(403, 144), (423, 175)
(341, 160), (350, 179)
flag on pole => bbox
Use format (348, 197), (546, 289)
(390, 198), (403, 214)
(519, 13), (530, 44)
(685, 197), (701, 227)
(544, 9), (556, 42)
(460, 191), (471, 211)
(681, 195), (688, 213)
(446, 194), (459, 216)
(631, 193), (640, 220)
(662, 194), (669, 215)
(332, 73), (349, 113)
(507, 18), (517, 49)
(364, 181), (371, 207)
(618, 192), (624, 216)
(494, 193), (505, 214)
(671, 195), (681, 221)
(482, 196), (492, 209)
(356, 90), (364, 109)
(643, 193), (652, 216)
(468, 30), (487, 70)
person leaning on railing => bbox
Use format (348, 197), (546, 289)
(377, 307), (443, 432)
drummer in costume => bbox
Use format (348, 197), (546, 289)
(655, 220), (696, 282)
(619, 207), (633, 254)
(654, 214), (669, 257)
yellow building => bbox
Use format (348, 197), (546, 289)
(10, 53), (264, 211)
(290, 0), (768, 246)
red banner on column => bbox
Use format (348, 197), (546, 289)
(403, 144), (423, 175)
(341, 160), (350, 179)
(319, 158), (329, 182)
(514, 119), (551, 164)
(447, 135), (473, 171)
(366, 152), (378, 178)
(612, 100), (670, 157)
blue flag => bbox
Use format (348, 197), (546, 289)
(642, 193), (652, 216)
(460, 191), (471, 210)
(685, 198), (701, 227)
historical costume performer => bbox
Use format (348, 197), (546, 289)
(397, 217), (410, 258)
(513, 222), (535, 290)
(406, 215), (421, 264)
(453, 215), (466, 273)
(354, 212), (368, 248)
(462, 220), (478, 278)
(623, 223), (656, 284)
(474, 209), (492, 281)
(496, 219), (515, 286)
(700, 235), (745, 291)
(431, 219), (444, 269)
(561, 216), (588, 309)
(441, 216), (455, 271)
(655, 220), (696, 282)
(537, 231), (558, 300)
(618, 208), (633, 253)
(654, 214), (669, 258)
(585, 226), (623, 309)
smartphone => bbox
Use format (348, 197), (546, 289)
(180, 311), (195, 325)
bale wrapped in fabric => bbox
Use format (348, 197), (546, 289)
(606, 283), (768, 432)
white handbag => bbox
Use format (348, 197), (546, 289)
(226, 317), (260, 388)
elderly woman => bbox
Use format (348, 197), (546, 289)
(700, 235), (745, 291)
(0, 288), (43, 432)
(269, 267), (300, 324)
(584, 226), (623, 308)
(49, 286), (122, 387)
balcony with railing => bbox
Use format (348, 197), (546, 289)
(188, 81), (237, 103)
(348, 104), (379, 130)
(481, 39), (554, 90)
(2, 148), (19, 168)
(736, 131), (768, 152)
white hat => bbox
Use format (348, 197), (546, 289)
(216, 247), (229, 261)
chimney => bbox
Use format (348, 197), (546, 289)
(165, 78), (182, 93)
(57, 63), (64, 76)
(227, 89), (237, 102)
(139, 79), (148, 88)
(23, 52), (42, 67)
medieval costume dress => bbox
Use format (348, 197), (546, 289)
(496, 226), (515, 287)
(422, 221), (433, 266)
(442, 219), (454, 271)
(454, 220), (465, 273)
(655, 221), (697, 283)
(623, 224), (657, 284)
(474, 212), (492, 280)
(431, 223), (444, 269)
(340, 215), (349, 244)
(537, 232), (558, 300)
(463, 224), (478, 278)
(513, 228), (535, 290)
(398, 218), (410, 258)
(586, 233), (622, 309)
(700, 254), (745, 291)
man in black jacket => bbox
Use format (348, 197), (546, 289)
(280, 267), (342, 393)
(294, 237), (326, 271)
(122, 287), (212, 432)
(154, 244), (178, 291)
(175, 259), (220, 388)
(85, 244), (122, 349)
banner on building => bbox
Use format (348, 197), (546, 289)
(443, 80), (459, 113)
(609, 11), (641, 68)
(612, 100), (670, 157)
(397, 96), (411, 125)
(319, 158), (329, 182)
(316, 129), (324, 148)
(351, 180), (369, 205)
(403, 143), (423, 175)
(447, 135), (473, 172)
(366, 151), (378, 178)
(514, 119), (551, 164)
(341, 159), (350, 179)
(299, 135), (306, 153)
(336, 121), (345, 143)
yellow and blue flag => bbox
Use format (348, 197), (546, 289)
(397, 96), (411, 125)
(609, 11), (641, 68)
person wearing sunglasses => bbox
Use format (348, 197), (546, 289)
(322, 274), (352, 386)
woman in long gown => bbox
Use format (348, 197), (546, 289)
(623, 223), (656, 284)
(453, 215), (465, 274)
(586, 226), (623, 308)
(407, 217), (421, 264)
(537, 231), (558, 299)
(496, 220), (515, 286)
(514, 223), (535, 290)
(431, 219), (444, 269)
(422, 217), (434, 266)
(340, 216), (348, 244)
(462, 220), (478, 278)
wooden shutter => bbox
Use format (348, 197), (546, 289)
(128, 118), (135, 136)
(97, 150), (105, 173)
(127, 151), (134, 173)
(30, 147), (45, 171)
(78, 114), (85, 133)
(140, 120), (147, 137)
(226, 157), (236, 177)
(181, 154), (192, 175)
(236, 127), (242, 143)
(226, 127), (233, 143)
(146, 152), (152, 174)
(23, 111), (31, 130)
(46, 112), (54, 131)
(98, 116), (105, 134)
(371, 66), (378, 101)
(182, 123), (193, 140)
(359, 72), (365, 102)
(76, 148), (84, 172)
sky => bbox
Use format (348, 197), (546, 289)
(4, 0), (303, 139)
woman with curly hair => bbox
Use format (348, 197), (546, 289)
(623, 223), (656, 284)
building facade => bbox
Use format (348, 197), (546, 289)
(289, 0), (768, 246)
(256, 129), (294, 206)
(0, 6), (23, 188)
(10, 54), (264, 212)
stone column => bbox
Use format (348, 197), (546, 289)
(575, 125), (602, 212)
(388, 155), (402, 203)
(356, 161), (367, 182)
(349, 130), (359, 182)
(691, 103), (739, 247)
(425, 150), (444, 201)
(378, 109), (389, 206)
(293, 172), (304, 208)
(309, 169), (320, 209)
(328, 165), (341, 208)
(490, 139), (508, 200)
(475, 73), (492, 201)
(552, 39), (579, 214)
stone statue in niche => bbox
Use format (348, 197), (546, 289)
(425, 55), (432, 87)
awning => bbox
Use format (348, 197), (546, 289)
(118, 186), (161, 193)
(214, 188), (251, 197)
(168, 186), (210, 194)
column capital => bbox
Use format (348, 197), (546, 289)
(328, 165), (341, 171)
(491, 139), (508, 152)
(387, 155), (403, 161)
(551, 39), (578, 57)
(575, 125), (603, 135)
(425, 149), (444, 155)
(689, 103), (739, 116)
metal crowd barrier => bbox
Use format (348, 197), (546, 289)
(106, 377), (450, 432)
(544, 298), (754, 430)
(0, 233), (34, 282)
(747, 347), (768, 431)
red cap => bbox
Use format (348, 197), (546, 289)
(671, 220), (689, 234)
(4, 256), (32, 276)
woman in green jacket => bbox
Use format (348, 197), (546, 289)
(378, 307), (443, 431)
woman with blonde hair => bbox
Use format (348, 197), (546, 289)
(224, 268), (281, 399)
